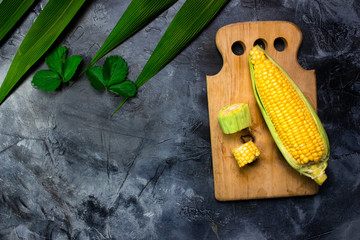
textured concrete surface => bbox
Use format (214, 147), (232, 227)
(0, 0), (359, 239)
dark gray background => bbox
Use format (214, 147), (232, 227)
(0, 0), (359, 239)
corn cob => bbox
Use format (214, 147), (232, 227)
(232, 141), (260, 168)
(248, 46), (330, 185)
(218, 103), (252, 134)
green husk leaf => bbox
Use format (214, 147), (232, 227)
(32, 70), (62, 92)
(84, 0), (177, 73)
(112, 0), (229, 114)
(0, 0), (36, 42)
(109, 80), (137, 98)
(103, 56), (128, 86)
(63, 55), (82, 82)
(86, 66), (106, 90)
(0, 0), (87, 105)
(45, 46), (68, 77)
(249, 46), (330, 185)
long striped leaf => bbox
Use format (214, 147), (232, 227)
(135, 0), (229, 88)
(0, 0), (87, 105)
(86, 0), (177, 71)
(112, 0), (229, 115)
(0, 0), (36, 43)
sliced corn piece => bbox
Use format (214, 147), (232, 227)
(218, 103), (252, 134)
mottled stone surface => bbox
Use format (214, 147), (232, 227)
(0, 0), (359, 239)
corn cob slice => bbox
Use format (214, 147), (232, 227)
(232, 141), (260, 168)
(218, 103), (252, 134)
(248, 46), (330, 185)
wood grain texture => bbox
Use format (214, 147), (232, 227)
(207, 21), (319, 201)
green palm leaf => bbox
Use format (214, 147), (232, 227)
(0, 0), (87, 105)
(112, 0), (229, 115)
(135, 0), (229, 87)
(86, 0), (177, 71)
(0, 0), (36, 43)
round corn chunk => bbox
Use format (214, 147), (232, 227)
(232, 141), (260, 168)
(218, 103), (252, 134)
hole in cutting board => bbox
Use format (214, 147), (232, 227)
(274, 37), (287, 51)
(240, 134), (255, 144)
(253, 38), (267, 50)
(231, 41), (245, 55)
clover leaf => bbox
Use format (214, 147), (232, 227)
(86, 55), (136, 98)
(32, 46), (82, 92)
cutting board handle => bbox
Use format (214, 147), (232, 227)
(210, 21), (316, 109)
(214, 21), (308, 77)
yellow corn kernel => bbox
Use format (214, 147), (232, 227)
(232, 141), (260, 168)
(249, 47), (326, 165)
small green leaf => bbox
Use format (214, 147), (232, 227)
(86, 66), (106, 90)
(45, 46), (68, 77)
(109, 80), (137, 98)
(103, 56), (128, 86)
(32, 70), (62, 92)
(63, 55), (82, 82)
(32, 47), (82, 92)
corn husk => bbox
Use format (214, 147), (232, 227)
(249, 46), (330, 185)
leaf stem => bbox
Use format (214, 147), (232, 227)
(111, 97), (128, 117)
(68, 68), (87, 88)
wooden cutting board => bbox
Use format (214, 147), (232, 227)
(207, 21), (319, 201)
